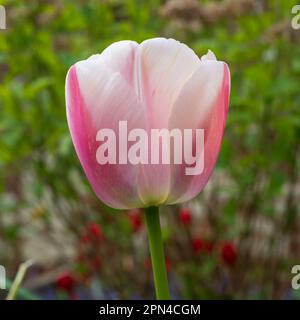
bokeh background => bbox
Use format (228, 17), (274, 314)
(0, 0), (300, 299)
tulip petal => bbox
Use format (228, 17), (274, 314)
(201, 49), (217, 61)
(135, 38), (200, 128)
(132, 39), (201, 204)
(66, 62), (146, 209)
(167, 61), (230, 203)
(99, 40), (138, 85)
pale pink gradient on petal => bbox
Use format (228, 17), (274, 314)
(167, 62), (230, 204)
(99, 40), (138, 85)
(66, 64), (146, 209)
(134, 38), (200, 128)
(133, 38), (201, 205)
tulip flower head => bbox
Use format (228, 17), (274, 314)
(65, 38), (230, 209)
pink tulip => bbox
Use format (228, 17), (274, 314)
(65, 38), (230, 209)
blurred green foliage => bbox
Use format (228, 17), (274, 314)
(0, 0), (299, 299)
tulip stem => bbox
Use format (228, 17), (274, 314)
(145, 206), (170, 300)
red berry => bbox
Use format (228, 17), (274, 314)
(88, 223), (102, 239)
(221, 242), (237, 266)
(56, 273), (75, 292)
(179, 208), (192, 225)
(128, 210), (143, 232)
(192, 237), (204, 253)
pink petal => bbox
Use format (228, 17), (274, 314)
(66, 63), (146, 209)
(133, 39), (201, 204)
(134, 38), (200, 128)
(166, 61), (230, 204)
(99, 40), (138, 85)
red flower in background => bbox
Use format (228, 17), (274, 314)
(165, 257), (171, 272)
(192, 237), (204, 253)
(179, 208), (192, 225)
(192, 237), (215, 254)
(56, 272), (75, 292)
(88, 223), (102, 239)
(221, 242), (237, 266)
(79, 222), (103, 245)
(128, 209), (143, 232)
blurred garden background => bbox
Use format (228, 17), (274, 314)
(0, 0), (300, 299)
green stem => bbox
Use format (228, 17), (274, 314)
(6, 279), (39, 300)
(6, 260), (39, 300)
(145, 206), (170, 300)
